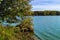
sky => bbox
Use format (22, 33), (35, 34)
(30, 0), (60, 11)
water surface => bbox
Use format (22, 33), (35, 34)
(33, 16), (60, 40)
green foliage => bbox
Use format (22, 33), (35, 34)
(0, 25), (34, 40)
(33, 11), (60, 16)
(0, 26), (14, 40)
(0, 0), (32, 23)
(16, 17), (34, 33)
(0, 0), (34, 40)
(0, 0), (3, 4)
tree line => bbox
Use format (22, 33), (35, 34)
(32, 11), (60, 16)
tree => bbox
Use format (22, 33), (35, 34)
(0, 0), (33, 32)
(0, 0), (32, 23)
(0, 0), (33, 33)
(0, 0), (34, 40)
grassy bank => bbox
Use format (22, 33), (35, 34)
(0, 25), (34, 40)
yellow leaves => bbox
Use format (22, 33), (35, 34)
(2, 31), (5, 34)
(21, 17), (33, 27)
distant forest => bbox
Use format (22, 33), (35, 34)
(32, 11), (60, 16)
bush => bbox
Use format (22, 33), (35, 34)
(0, 25), (34, 40)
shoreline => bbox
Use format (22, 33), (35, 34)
(33, 33), (41, 40)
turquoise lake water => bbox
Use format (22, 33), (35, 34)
(33, 16), (60, 40)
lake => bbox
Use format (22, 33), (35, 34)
(33, 16), (60, 40)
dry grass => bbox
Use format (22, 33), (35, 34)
(0, 25), (34, 40)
